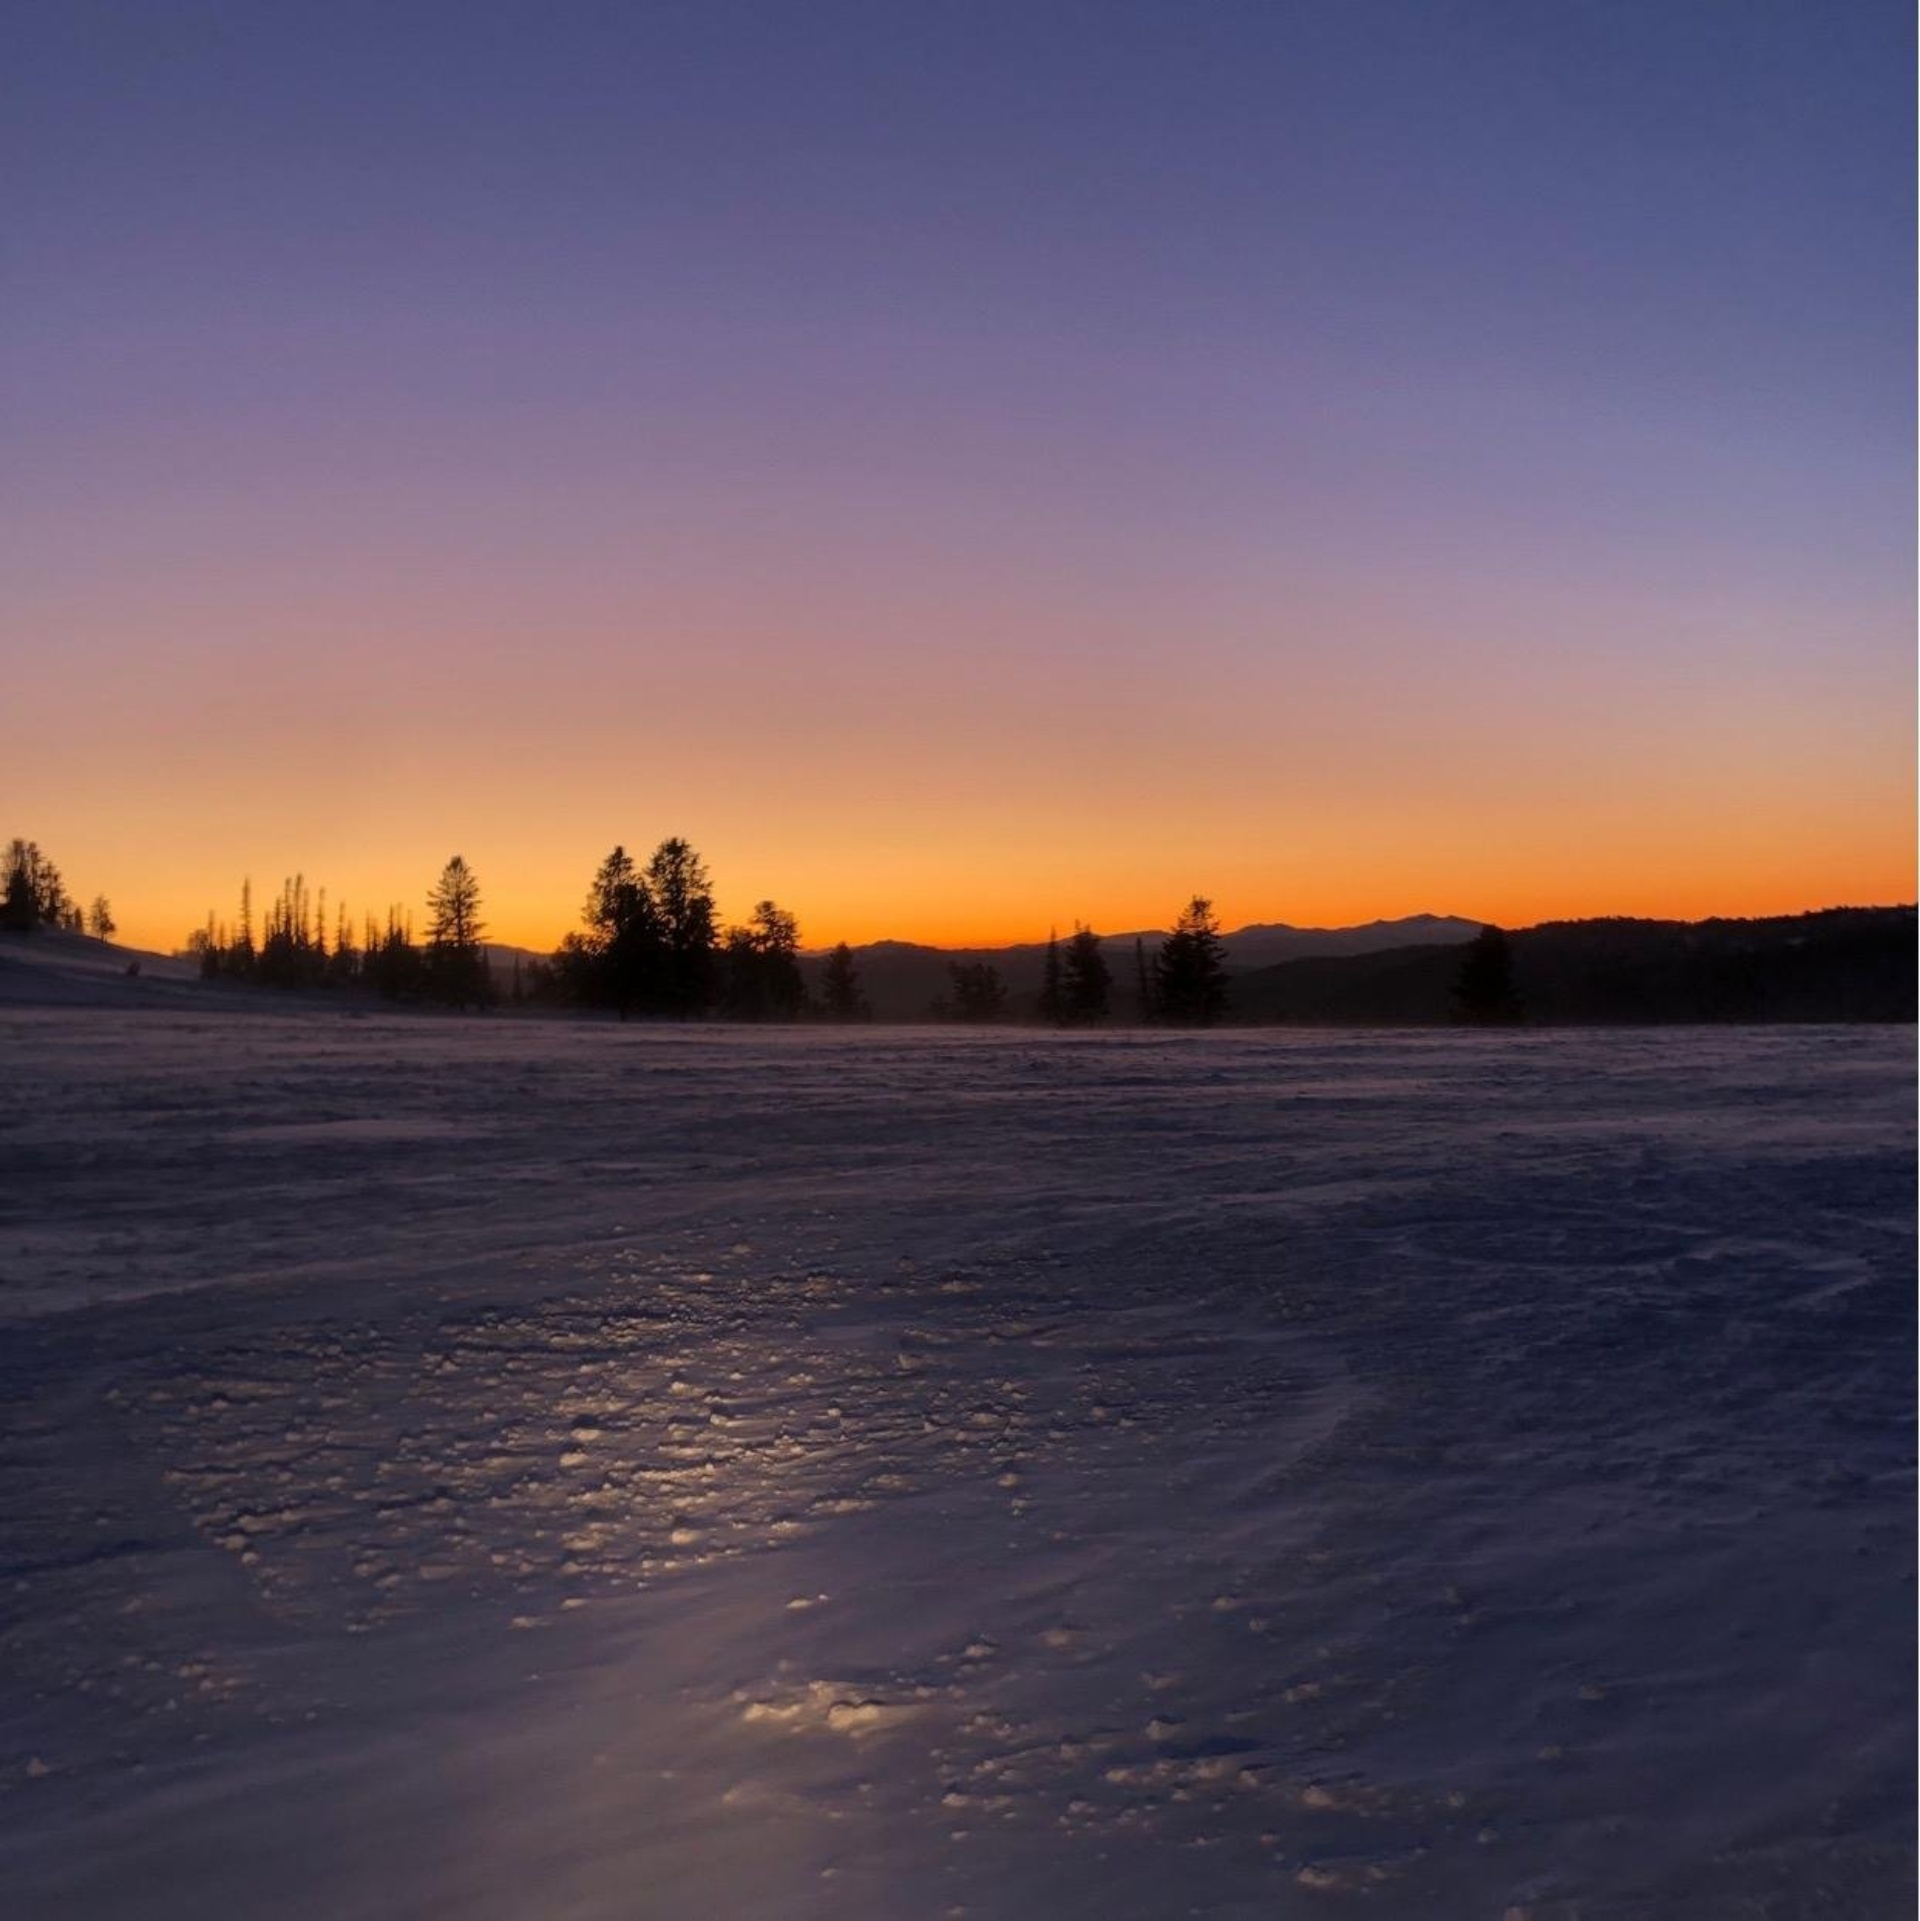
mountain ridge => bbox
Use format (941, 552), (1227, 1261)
(811, 913), (1484, 963)
(806, 915), (1485, 1020)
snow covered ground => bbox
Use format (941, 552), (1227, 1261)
(0, 1012), (1911, 1917)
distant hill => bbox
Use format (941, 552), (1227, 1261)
(1227, 908), (1917, 1025)
(481, 942), (549, 985)
(1218, 916), (1482, 968)
(802, 916), (1482, 1021)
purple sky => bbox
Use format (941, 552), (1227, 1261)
(7, 1), (1913, 947)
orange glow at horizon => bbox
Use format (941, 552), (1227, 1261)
(12, 433), (1913, 963)
(33, 669), (1918, 960)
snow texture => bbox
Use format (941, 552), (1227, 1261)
(0, 1012), (1912, 1917)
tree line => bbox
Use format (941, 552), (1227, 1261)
(11, 827), (1533, 1026)
(173, 837), (1238, 1024)
(187, 858), (492, 1008)
(179, 838), (847, 1019)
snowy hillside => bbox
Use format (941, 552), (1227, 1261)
(0, 930), (202, 1008)
(0, 1014), (1911, 1916)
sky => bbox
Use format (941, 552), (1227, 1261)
(6, 0), (1913, 952)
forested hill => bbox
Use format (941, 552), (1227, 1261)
(1227, 907), (1916, 1026)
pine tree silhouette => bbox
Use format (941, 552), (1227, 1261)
(425, 856), (490, 1009)
(1039, 930), (1064, 1024)
(1155, 897), (1229, 1025)
(1060, 924), (1111, 1023)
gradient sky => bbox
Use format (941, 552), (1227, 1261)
(7, 0), (1913, 953)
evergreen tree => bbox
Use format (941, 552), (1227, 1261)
(328, 903), (360, 986)
(1134, 935), (1156, 1023)
(579, 844), (662, 1015)
(1452, 925), (1523, 1024)
(230, 878), (256, 979)
(1060, 924), (1111, 1023)
(584, 845), (639, 935)
(2, 842), (38, 932)
(1155, 896), (1230, 1025)
(425, 856), (490, 1008)
(1038, 930), (1064, 1024)
(820, 941), (869, 1021)
(37, 853), (71, 928)
(750, 900), (805, 1018)
(645, 837), (718, 1015)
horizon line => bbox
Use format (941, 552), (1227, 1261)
(27, 897), (1920, 966)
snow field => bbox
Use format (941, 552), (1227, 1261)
(0, 1014), (1911, 1916)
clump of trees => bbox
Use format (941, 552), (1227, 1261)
(358, 910), (420, 999)
(722, 901), (805, 1020)
(255, 875), (331, 989)
(554, 839), (801, 1020)
(544, 838), (849, 1023)
(180, 836), (826, 1023)
(189, 858), (492, 1008)
(1, 839), (116, 939)
(932, 897), (1229, 1025)
(3, 839), (81, 933)
(194, 875), (333, 989)
(941, 962), (1008, 1023)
